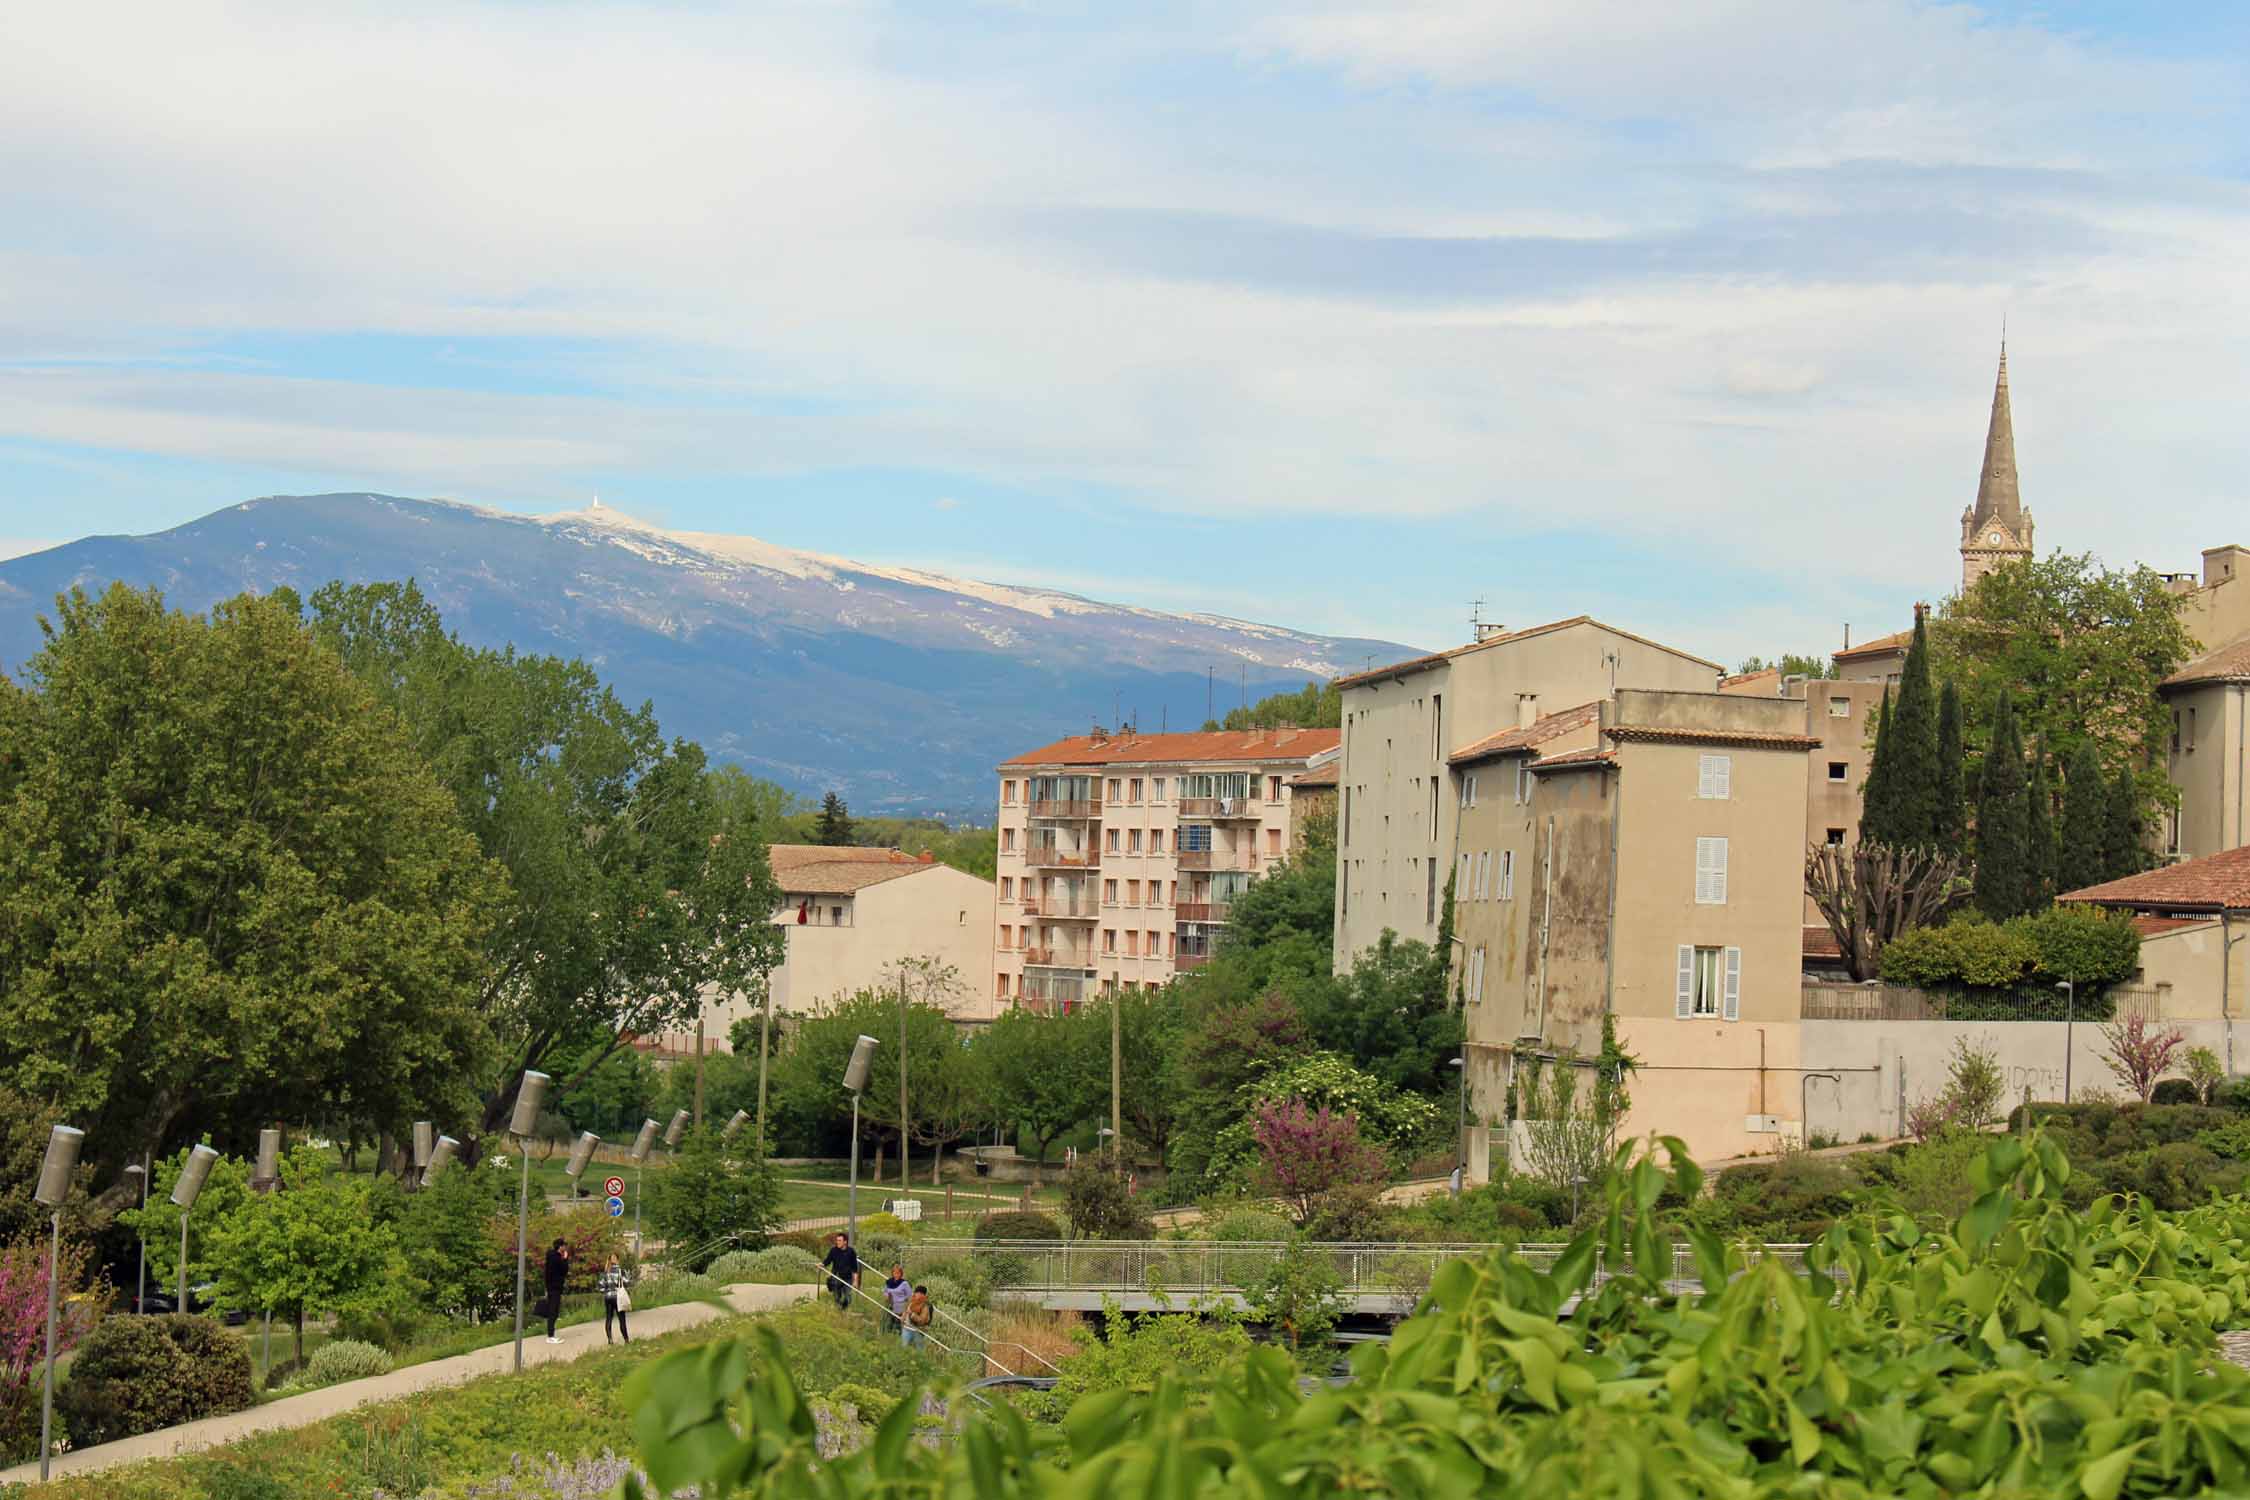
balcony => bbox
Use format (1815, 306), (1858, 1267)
(1174, 953), (1212, 971)
(1173, 901), (1233, 923)
(1028, 798), (1103, 820)
(1023, 847), (1100, 869)
(1017, 977), (1090, 1010)
(1178, 796), (1262, 819)
(1174, 848), (1259, 871)
(1021, 895), (1098, 920)
(1023, 946), (1098, 970)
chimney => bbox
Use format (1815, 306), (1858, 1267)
(1912, 600), (1930, 623)
(1517, 693), (1539, 729)
(918, 851), (935, 863)
(1089, 723), (1108, 745)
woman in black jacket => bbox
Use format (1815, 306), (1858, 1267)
(541, 1239), (571, 1343)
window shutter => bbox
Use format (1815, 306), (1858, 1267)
(1502, 850), (1514, 899)
(1698, 754), (1731, 799)
(1723, 947), (1742, 1021)
(1696, 837), (1729, 904)
(1712, 838), (1728, 904)
(1676, 946), (1694, 1018)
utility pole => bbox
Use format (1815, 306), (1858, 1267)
(694, 1015), (706, 1130)
(899, 970), (911, 1192)
(1110, 992), (1122, 1163)
(755, 981), (773, 1153)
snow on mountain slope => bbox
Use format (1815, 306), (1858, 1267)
(0, 493), (1417, 813)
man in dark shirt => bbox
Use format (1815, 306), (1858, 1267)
(821, 1232), (860, 1311)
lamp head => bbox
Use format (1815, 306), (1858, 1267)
(843, 1034), (880, 1094)
(508, 1070), (553, 1138)
(630, 1119), (659, 1163)
(565, 1131), (599, 1181)
(35, 1125), (84, 1208)
(723, 1109), (750, 1142)
(422, 1135), (460, 1186)
(663, 1109), (690, 1149)
(171, 1144), (221, 1209)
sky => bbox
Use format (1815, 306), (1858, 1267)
(2, 1), (2246, 664)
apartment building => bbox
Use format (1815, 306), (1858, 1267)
(1331, 617), (1723, 970)
(993, 727), (1340, 1010)
(692, 845), (999, 1046)
(1448, 688), (1819, 1167)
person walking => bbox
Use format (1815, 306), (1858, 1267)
(904, 1284), (932, 1349)
(541, 1238), (571, 1344)
(821, 1232), (860, 1312)
(881, 1264), (910, 1334)
(599, 1254), (633, 1345)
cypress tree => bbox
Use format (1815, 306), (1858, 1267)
(2103, 767), (2142, 880)
(814, 790), (855, 847)
(1935, 681), (1965, 844)
(1887, 614), (1939, 842)
(1859, 690), (1894, 844)
(2024, 738), (2056, 912)
(1974, 690), (2028, 919)
(2058, 740), (2108, 893)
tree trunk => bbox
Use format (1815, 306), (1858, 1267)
(375, 1133), (397, 1179)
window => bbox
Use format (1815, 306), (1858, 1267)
(1467, 944), (1486, 1004)
(1826, 827), (1846, 846)
(999, 924), (1011, 947)
(1168, 881), (1178, 905)
(1425, 860), (1437, 924)
(1697, 754), (1732, 799)
(2189, 707), (2199, 751)
(1124, 931), (1139, 956)
(1516, 763), (1533, 804)
(2173, 712), (2183, 755)
(1001, 876), (1014, 900)
(1103, 928), (1117, 954)
(1129, 777), (1143, 803)
(1460, 773), (1476, 809)
(1694, 838), (1729, 904)
(1270, 828), (1283, 856)
(1154, 777), (1168, 801)
(1342, 786), (1351, 845)
(1003, 779), (1017, 803)
(1676, 945), (1743, 1020)
(1127, 829), (1141, 853)
(1106, 829), (1121, 852)
(1429, 778), (1438, 839)
(997, 973), (1010, 998)
(1459, 852), (1471, 894)
(1104, 879), (1118, 903)
(1828, 762), (1848, 782)
(1179, 824), (1212, 852)
(1500, 849), (1514, 900)
(1148, 929), (1161, 955)
(1107, 778), (1122, 800)
(958, 909), (966, 926)
(1126, 879), (1141, 905)
(1828, 697), (1850, 719)
(1002, 828), (1017, 851)
(1269, 775), (1282, 800)
(830, 905), (844, 926)
(1151, 829), (1165, 853)
(1474, 851), (1490, 901)
(1433, 694), (1443, 760)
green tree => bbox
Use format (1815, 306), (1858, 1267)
(1296, 933), (1461, 1096)
(708, 766), (806, 836)
(1202, 681), (1342, 732)
(978, 1006), (1103, 1167)
(0, 584), (500, 1181)
(395, 1152), (515, 1320)
(2058, 740), (2109, 896)
(2024, 739), (2056, 912)
(206, 1149), (405, 1365)
(2104, 763), (2144, 881)
(307, 580), (784, 1146)
(1111, 985), (1188, 1163)
(771, 965), (986, 1180)
(1930, 552), (2191, 835)
(813, 792), (855, 846)
(1858, 691), (1894, 845)
(1974, 690), (2029, 920)
(1935, 680), (1966, 844)
(118, 1146), (253, 1298)
(644, 1127), (781, 1269)
(1735, 653), (1827, 679)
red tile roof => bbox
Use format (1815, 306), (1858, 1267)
(1803, 924), (1843, 961)
(1001, 727), (1340, 768)
(1335, 615), (1722, 690)
(2164, 634), (2250, 690)
(2132, 915), (2210, 938)
(1833, 629), (1911, 662)
(2060, 846), (2250, 912)
(1604, 725), (1823, 751)
(1719, 667), (1783, 695)
(1526, 747), (1616, 773)
(770, 844), (942, 895)
(1289, 761), (1340, 788)
(1448, 700), (1602, 765)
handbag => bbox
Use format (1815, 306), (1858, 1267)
(615, 1283), (632, 1313)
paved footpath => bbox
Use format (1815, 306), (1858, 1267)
(2, 1283), (816, 1488)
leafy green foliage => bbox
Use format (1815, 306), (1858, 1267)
(1879, 906), (2138, 991)
(646, 1127), (783, 1269)
(120, 1147), (254, 1299)
(1934, 680), (1965, 844)
(975, 1007), (1101, 1167)
(2058, 738), (2109, 895)
(1293, 932), (1460, 1095)
(1244, 1239), (1348, 1356)
(1201, 680), (1340, 732)
(1863, 614), (1939, 845)
(770, 967), (993, 1169)
(1974, 687), (2031, 918)
(813, 791), (855, 846)
(2025, 737), (2057, 909)
(973, 1211), (1061, 1242)
(0, 583), (499, 1174)
(297, 1338), (393, 1389)
(709, 1246), (823, 1285)
(207, 1151), (412, 1366)
(1058, 1161), (1153, 1239)
(57, 1314), (254, 1447)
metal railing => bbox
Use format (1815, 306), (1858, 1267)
(1028, 799), (1103, 820)
(1173, 901), (1233, 923)
(833, 1274), (1064, 1380)
(1175, 849), (1258, 871)
(1024, 848), (1100, 869)
(1178, 797), (1263, 819)
(1802, 982), (2165, 1023)
(1022, 947), (1098, 969)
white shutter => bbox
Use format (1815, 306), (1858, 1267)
(1696, 837), (1729, 905)
(1501, 850), (1514, 900)
(1723, 947), (1742, 1021)
(1698, 754), (1731, 799)
(1676, 945), (1694, 1019)
(1459, 853), (1471, 895)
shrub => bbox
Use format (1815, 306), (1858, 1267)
(2198, 1118), (2250, 1161)
(1879, 908), (2139, 992)
(300, 1338), (392, 1388)
(2221, 1076), (2250, 1113)
(854, 1212), (911, 1238)
(1060, 1162), (1154, 1239)
(974, 1211), (1062, 1242)
(818, 1381), (899, 1424)
(1876, 925), (1962, 988)
(916, 1274), (976, 1316)
(1209, 1210), (1293, 1244)
(2151, 1079), (2201, 1106)
(57, 1314), (255, 1446)
(330, 1304), (440, 1354)
(708, 1246), (823, 1285)
(2017, 905), (2141, 986)
(1301, 1180), (1395, 1242)
(1888, 1130), (1991, 1222)
(1706, 1156), (1858, 1240)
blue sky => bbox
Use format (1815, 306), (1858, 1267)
(3, 0), (2246, 663)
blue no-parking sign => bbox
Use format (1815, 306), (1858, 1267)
(605, 1195), (625, 1217)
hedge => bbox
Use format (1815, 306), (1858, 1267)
(1879, 906), (2140, 992)
(56, 1314), (256, 1447)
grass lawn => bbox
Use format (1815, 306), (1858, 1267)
(22, 1302), (961, 1499)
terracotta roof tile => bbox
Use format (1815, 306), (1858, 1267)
(2164, 634), (2250, 690)
(1335, 615), (1722, 689)
(1803, 924), (1843, 960)
(1603, 725), (1823, 750)
(2132, 915), (2210, 938)
(1526, 747), (1616, 773)
(1289, 762), (1340, 788)
(1448, 701), (1602, 765)
(2060, 845), (2250, 912)
(1833, 629), (1911, 662)
(770, 844), (938, 895)
(1001, 727), (1340, 769)
(1719, 667), (1783, 695)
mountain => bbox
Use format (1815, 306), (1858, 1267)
(0, 494), (1417, 816)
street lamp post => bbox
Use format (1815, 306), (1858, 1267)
(564, 1131), (599, 1198)
(1448, 1056), (1467, 1197)
(723, 1109), (750, 1145)
(509, 1070), (553, 1374)
(123, 1161), (147, 1315)
(254, 1128), (280, 1375)
(2056, 980), (2076, 1102)
(422, 1135), (460, 1187)
(35, 1124), (82, 1483)
(171, 1144), (220, 1313)
(843, 1035), (879, 1250)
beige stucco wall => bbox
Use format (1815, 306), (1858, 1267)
(2177, 547), (2250, 653)
(2129, 919), (2249, 1021)
(1334, 624), (1719, 969)
(2164, 681), (2248, 862)
(1616, 1018), (1804, 1160)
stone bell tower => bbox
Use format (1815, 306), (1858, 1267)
(1959, 343), (2033, 591)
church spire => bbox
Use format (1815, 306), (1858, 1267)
(1970, 342), (2020, 530)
